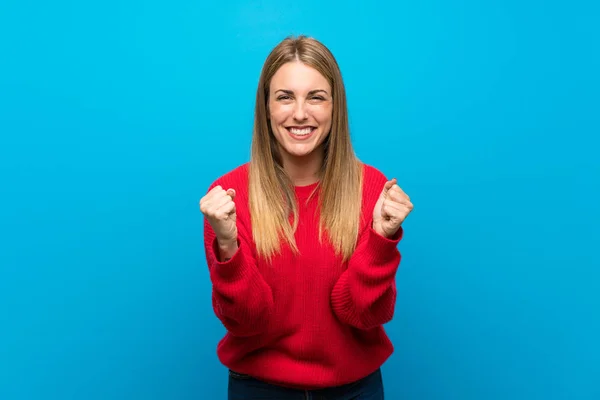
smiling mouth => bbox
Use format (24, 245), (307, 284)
(286, 126), (316, 136)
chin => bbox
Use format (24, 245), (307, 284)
(285, 147), (315, 158)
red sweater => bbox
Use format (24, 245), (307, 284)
(202, 162), (403, 390)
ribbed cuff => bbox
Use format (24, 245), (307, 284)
(210, 237), (249, 281)
(363, 224), (403, 265)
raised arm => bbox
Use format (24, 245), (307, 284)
(201, 185), (274, 336)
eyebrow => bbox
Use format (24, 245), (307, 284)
(275, 89), (330, 96)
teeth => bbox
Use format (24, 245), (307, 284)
(289, 127), (313, 135)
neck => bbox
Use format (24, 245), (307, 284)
(281, 147), (324, 186)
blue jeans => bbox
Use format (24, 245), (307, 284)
(228, 368), (384, 399)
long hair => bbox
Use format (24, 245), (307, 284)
(249, 35), (363, 262)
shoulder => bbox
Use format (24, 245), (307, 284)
(206, 162), (250, 192)
(359, 162), (390, 210)
(361, 162), (389, 191)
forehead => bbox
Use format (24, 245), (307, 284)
(270, 61), (330, 92)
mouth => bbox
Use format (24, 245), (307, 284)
(286, 126), (317, 140)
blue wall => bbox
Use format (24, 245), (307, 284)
(1, 1), (598, 399)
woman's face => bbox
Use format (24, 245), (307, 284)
(268, 61), (333, 161)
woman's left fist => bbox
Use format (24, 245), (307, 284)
(373, 178), (414, 238)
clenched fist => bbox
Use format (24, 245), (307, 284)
(373, 178), (413, 238)
(199, 186), (238, 247)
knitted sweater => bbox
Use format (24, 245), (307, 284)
(202, 162), (403, 390)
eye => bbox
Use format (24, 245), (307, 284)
(277, 95), (291, 101)
(312, 96), (325, 101)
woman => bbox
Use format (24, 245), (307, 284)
(199, 35), (413, 399)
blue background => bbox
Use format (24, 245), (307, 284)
(1, 0), (598, 399)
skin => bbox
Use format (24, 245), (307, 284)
(267, 61), (333, 187)
(372, 178), (414, 239)
(199, 61), (413, 260)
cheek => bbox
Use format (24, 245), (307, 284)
(269, 104), (290, 124)
(312, 106), (333, 126)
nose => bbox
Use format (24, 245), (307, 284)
(293, 101), (308, 121)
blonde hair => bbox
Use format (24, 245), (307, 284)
(249, 35), (363, 262)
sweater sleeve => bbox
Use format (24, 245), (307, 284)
(203, 216), (274, 337)
(330, 221), (403, 330)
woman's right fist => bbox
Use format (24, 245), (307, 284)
(199, 185), (237, 244)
